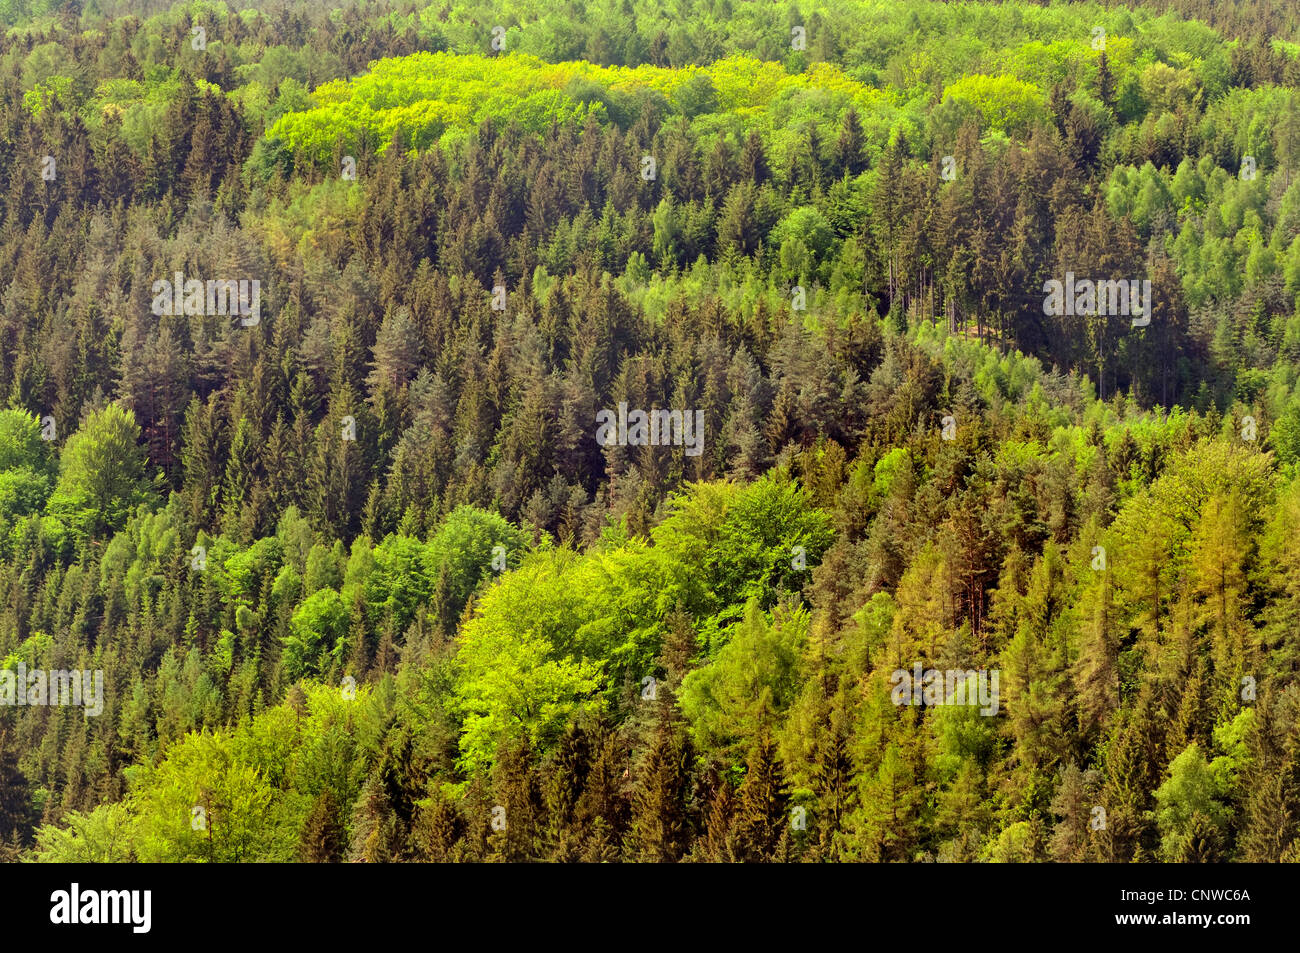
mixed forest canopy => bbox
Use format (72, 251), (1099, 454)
(0, 0), (1299, 863)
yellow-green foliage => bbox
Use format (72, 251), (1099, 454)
(940, 74), (1045, 136)
(266, 51), (887, 162)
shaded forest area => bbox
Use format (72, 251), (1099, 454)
(0, 0), (1299, 862)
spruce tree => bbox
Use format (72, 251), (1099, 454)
(300, 789), (346, 862)
(414, 789), (463, 863)
(489, 738), (544, 862)
(811, 705), (853, 861)
(698, 772), (735, 863)
(0, 728), (34, 860)
(630, 719), (694, 862)
(728, 733), (790, 863)
(544, 723), (590, 862)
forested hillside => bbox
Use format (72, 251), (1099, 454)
(1, 0), (1299, 863)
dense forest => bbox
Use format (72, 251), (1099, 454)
(0, 0), (1298, 863)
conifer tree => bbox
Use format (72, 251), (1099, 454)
(544, 723), (590, 862)
(697, 771), (735, 863)
(728, 733), (789, 862)
(630, 718), (694, 862)
(0, 728), (34, 860)
(811, 711), (854, 861)
(490, 738), (544, 862)
(300, 789), (346, 862)
(414, 789), (463, 863)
